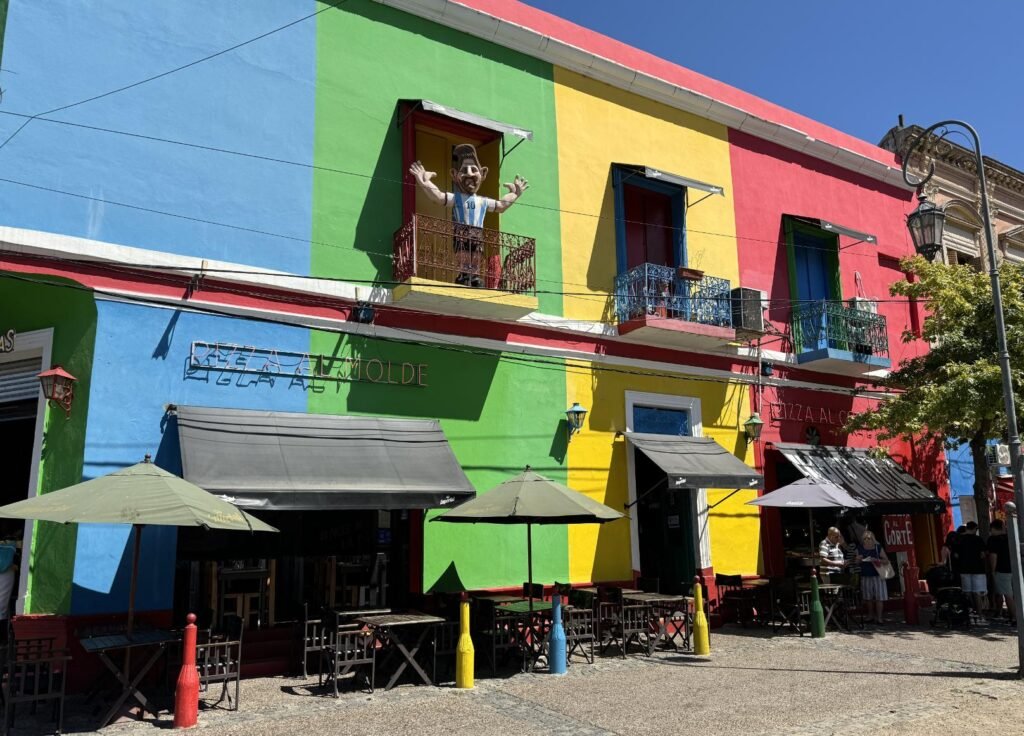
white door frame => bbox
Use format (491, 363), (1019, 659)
(624, 391), (711, 576)
(0, 328), (53, 614)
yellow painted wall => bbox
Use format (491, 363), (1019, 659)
(552, 68), (740, 322)
(565, 363), (760, 582)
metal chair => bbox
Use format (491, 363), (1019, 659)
(320, 627), (375, 696)
(301, 603), (326, 679)
(196, 636), (241, 711)
(1, 637), (70, 735)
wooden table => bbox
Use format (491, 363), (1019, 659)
(356, 613), (445, 690)
(474, 594), (527, 605)
(624, 593), (693, 651)
(799, 584), (855, 631)
(79, 629), (179, 727)
(498, 600), (554, 671)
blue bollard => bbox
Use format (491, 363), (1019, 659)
(547, 593), (567, 675)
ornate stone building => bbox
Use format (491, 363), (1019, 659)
(880, 124), (1024, 269)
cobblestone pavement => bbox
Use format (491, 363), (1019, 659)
(19, 620), (1024, 735)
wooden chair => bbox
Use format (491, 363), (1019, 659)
(196, 637), (241, 711)
(431, 620), (460, 685)
(1, 638), (70, 735)
(321, 627), (375, 696)
(564, 603), (596, 664)
(636, 576), (661, 593)
(475, 600), (520, 675)
(301, 602), (326, 679)
(522, 582), (545, 601)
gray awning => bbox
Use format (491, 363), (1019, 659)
(404, 99), (533, 141)
(774, 442), (944, 513)
(615, 164), (724, 196)
(627, 433), (763, 489)
(785, 215), (877, 244)
(176, 406), (475, 511)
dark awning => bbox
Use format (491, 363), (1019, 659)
(626, 433), (763, 489)
(402, 99), (533, 140)
(785, 214), (877, 244)
(774, 442), (944, 514)
(615, 163), (724, 195)
(175, 406), (475, 511)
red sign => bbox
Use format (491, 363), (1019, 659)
(883, 515), (915, 550)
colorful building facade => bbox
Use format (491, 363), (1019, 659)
(0, 0), (948, 635)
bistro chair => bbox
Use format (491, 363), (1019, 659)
(522, 582), (545, 601)
(431, 620), (460, 684)
(475, 599), (520, 675)
(636, 576), (660, 593)
(1, 637), (70, 736)
(768, 578), (807, 636)
(196, 631), (242, 711)
(564, 599), (596, 664)
(320, 627), (375, 696)
(715, 573), (755, 626)
(301, 602), (326, 679)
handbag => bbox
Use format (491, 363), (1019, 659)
(874, 558), (895, 580)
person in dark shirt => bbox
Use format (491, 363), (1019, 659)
(958, 521), (989, 613)
(987, 519), (1016, 624)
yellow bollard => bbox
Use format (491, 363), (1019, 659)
(692, 576), (710, 656)
(455, 594), (474, 689)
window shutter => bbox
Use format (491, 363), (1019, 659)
(0, 358), (42, 403)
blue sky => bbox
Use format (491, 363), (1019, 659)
(524, 1), (1023, 171)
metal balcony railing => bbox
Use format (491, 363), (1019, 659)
(393, 213), (536, 295)
(614, 263), (732, 327)
(791, 301), (889, 360)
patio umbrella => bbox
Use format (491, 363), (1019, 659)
(0, 455), (277, 632)
(431, 466), (623, 610)
(746, 477), (866, 554)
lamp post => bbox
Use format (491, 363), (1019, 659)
(902, 121), (1024, 673)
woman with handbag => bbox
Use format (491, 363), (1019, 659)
(856, 530), (892, 625)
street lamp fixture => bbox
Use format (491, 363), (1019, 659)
(743, 413), (764, 445)
(37, 365), (77, 418)
(906, 194), (947, 261)
(565, 402), (587, 441)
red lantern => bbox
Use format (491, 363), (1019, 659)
(37, 366), (76, 418)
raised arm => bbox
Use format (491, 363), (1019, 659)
(493, 175), (529, 213)
(409, 161), (451, 207)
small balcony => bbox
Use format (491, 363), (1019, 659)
(614, 263), (736, 350)
(392, 213), (538, 320)
(791, 301), (891, 375)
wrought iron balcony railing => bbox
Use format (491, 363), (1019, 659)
(393, 213), (536, 295)
(791, 301), (889, 359)
(614, 263), (732, 328)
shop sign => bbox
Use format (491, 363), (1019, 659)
(883, 514), (915, 550)
(0, 329), (14, 353)
(189, 341), (428, 387)
(769, 401), (851, 428)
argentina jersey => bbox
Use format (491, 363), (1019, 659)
(451, 191), (494, 228)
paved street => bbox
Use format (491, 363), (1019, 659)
(29, 620), (1024, 736)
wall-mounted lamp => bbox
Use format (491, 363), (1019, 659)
(37, 365), (77, 418)
(566, 402), (588, 441)
(743, 413), (764, 445)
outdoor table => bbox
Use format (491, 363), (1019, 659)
(474, 594), (527, 605)
(624, 592), (692, 650)
(499, 600), (554, 670)
(355, 613), (445, 690)
(799, 584), (853, 631)
(79, 628), (180, 727)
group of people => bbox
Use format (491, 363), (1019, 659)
(940, 520), (1017, 625)
(817, 525), (891, 625)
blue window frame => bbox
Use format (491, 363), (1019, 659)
(612, 166), (686, 276)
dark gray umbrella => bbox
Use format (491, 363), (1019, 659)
(747, 478), (866, 553)
(432, 467), (623, 608)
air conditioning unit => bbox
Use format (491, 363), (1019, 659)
(731, 287), (765, 337)
(848, 297), (878, 314)
(987, 443), (1011, 466)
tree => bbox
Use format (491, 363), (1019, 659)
(846, 256), (1024, 535)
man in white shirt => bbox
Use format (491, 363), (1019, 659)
(409, 143), (528, 286)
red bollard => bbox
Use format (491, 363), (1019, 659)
(903, 564), (920, 625)
(173, 613), (199, 729)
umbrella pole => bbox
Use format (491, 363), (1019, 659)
(527, 523), (534, 614)
(808, 510), (814, 567)
(127, 524), (143, 636)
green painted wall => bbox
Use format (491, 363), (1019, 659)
(312, 0), (562, 316)
(306, 330), (567, 592)
(0, 274), (96, 614)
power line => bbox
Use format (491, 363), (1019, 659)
(0, 1), (348, 153)
(0, 269), (889, 398)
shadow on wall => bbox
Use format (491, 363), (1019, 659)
(349, 104), (402, 281)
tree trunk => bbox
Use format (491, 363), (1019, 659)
(969, 431), (992, 537)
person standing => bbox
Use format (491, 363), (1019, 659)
(957, 521), (989, 615)
(857, 531), (890, 625)
(987, 519), (1016, 625)
(818, 527), (848, 580)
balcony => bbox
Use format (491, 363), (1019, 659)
(392, 214), (538, 320)
(614, 263), (736, 350)
(791, 301), (891, 375)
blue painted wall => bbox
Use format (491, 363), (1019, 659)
(0, 1), (315, 272)
(946, 441), (972, 528)
(74, 300), (310, 615)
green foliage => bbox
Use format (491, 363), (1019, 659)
(846, 256), (1024, 444)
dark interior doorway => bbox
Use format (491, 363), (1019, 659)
(635, 448), (695, 594)
(0, 400), (36, 540)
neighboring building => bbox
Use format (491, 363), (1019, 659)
(0, 0), (949, 666)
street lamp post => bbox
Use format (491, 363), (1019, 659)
(902, 121), (1024, 674)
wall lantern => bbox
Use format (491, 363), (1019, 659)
(743, 413), (764, 445)
(38, 365), (77, 418)
(565, 402), (588, 440)
(906, 194), (947, 261)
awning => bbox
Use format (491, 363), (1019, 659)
(785, 215), (877, 244)
(626, 433), (763, 489)
(402, 99), (533, 141)
(773, 442), (944, 513)
(175, 406), (476, 511)
(616, 164), (724, 196)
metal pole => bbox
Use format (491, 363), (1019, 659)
(1004, 503), (1024, 677)
(527, 523), (533, 614)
